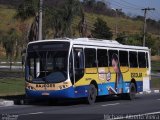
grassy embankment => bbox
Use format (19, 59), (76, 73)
(0, 78), (24, 96)
(150, 60), (160, 89)
(72, 12), (143, 37)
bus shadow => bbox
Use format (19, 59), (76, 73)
(37, 95), (141, 106)
(19, 95), (134, 106)
(0, 94), (140, 106)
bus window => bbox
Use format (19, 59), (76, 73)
(29, 58), (35, 78)
(108, 50), (118, 67)
(146, 52), (149, 68)
(138, 52), (146, 68)
(129, 51), (138, 68)
(73, 48), (84, 82)
(119, 51), (128, 67)
(85, 48), (97, 68)
(97, 49), (108, 67)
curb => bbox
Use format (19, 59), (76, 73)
(0, 100), (14, 106)
(153, 90), (160, 93)
(138, 89), (160, 94)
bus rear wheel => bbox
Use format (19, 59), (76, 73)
(122, 82), (136, 100)
(87, 84), (97, 105)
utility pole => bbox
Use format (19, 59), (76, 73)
(112, 8), (122, 38)
(141, 7), (155, 46)
(38, 0), (43, 40)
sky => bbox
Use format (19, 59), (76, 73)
(107, 0), (160, 21)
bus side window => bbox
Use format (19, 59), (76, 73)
(74, 48), (84, 69)
(85, 48), (97, 68)
(73, 48), (84, 83)
(129, 51), (138, 68)
(97, 49), (108, 67)
(119, 51), (128, 67)
(138, 52), (146, 68)
(108, 50), (118, 67)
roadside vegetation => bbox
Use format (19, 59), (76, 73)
(0, 77), (24, 96)
(151, 60), (160, 89)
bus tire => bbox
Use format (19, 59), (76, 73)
(123, 82), (136, 100)
(87, 84), (97, 105)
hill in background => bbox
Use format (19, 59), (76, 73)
(0, 0), (160, 59)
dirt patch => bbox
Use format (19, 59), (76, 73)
(151, 56), (160, 61)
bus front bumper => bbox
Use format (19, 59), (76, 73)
(25, 86), (75, 99)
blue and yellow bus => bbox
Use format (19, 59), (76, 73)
(25, 38), (151, 104)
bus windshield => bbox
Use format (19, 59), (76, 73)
(25, 42), (70, 83)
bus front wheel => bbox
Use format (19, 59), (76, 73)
(87, 84), (97, 105)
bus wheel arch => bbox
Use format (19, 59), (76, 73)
(122, 79), (137, 100)
(90, 80), (98, 94)
(131, 78), (137, 92)
(127, 78), (137, 100)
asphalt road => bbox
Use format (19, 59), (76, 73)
(0, 93), (160, 120)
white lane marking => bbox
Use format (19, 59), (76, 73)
(157, 99), (160, 100)
(0, 105), (16, 108)
(101, 103), (120, 107)
(110, 111), (160, 120)
(19, 112), (44, 116)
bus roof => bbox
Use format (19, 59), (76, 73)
(28, 38), (149, 51)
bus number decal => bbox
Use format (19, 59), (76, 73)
(131, 73), (142, 78)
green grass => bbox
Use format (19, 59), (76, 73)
(0, 77), (25, 96)
(0, 63), (22, 66)
(151, 61), (160, 73)
(152, 61), (160, 66)
(151, 78), (160, 89)
(0, 5), (17, 33)
(151, 61), (160, 89)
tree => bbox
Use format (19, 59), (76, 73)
(95, 1), (106, 13)
(116, 33), (142, 46)
(62, 0), (81, 37)
(91, 18), (113, 39)
(1, 28), (18, 70)
(116, 32), (127, 44)
(16, 0), (39, 20)
(116, 33), (157, 55)
(16, 0), (82, 39)
(154, 38), (160, 55)
(44, 0), (81, 38)
(78, 8), (88, 37)
(16, 0), (39, 42)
